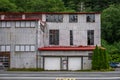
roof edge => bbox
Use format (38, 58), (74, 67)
(0, 18), (40, 21)
(38, 46), (96, 51)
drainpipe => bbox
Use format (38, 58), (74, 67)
(36, 20), (39, 69)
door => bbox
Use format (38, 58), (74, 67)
(0, 52), (10, 68)
(68, 57), (81, 70)
(44, 57), (60, 70)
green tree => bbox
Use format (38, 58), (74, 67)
(92, 45), (99, 70)
(10, 0), (69, 12)
(92, 45), (109, 70)
(102, 4), (120, 43)
(0, 0), (17, 12)
(102, 39), (120, 62)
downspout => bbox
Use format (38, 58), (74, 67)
(36, 20), (39, 68)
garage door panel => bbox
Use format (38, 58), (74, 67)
(44, 57), (60, 70)
(68, 57), (81, 70)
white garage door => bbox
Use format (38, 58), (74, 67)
(68, 57), (81, 70)
(44, 57), (60, 70)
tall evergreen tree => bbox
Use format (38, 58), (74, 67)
(92, 46), (109, 70)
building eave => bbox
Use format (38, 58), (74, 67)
(0, 18), (39, 21)
(38, 46), (96, 51)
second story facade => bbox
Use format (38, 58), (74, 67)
(39, 12), (101, 47)
(0, 12), (101, 48)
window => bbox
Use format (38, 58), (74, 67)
(88, 53), (93, 60)
(6, 22), (11, 27)
(69, 14), (78, 22)
(15, 46), (19, 51)
(16, 21), (21, 27)
(31, 21), (36, 27)
(25, 45), (30, 51)
(87, 30), (94, 45)
(49, 30), (59, 45)
(15, 21), (36, 28)
(30, 46), (35, 51)
(70, 30), (73, 45)
(86, 14), (95, 22)
(21, 21), (25, 27)
(15, 45), (35, 52)
(0, 21), (11, 28)
(1, 46), (5, 51)
(0, 45), (11, 52)
(6, 46), (10, 51)
(2, 22), (6, 27)
(46, 14), (63, 22)
(21, 46), (25, 51)
(26, 21), (31, 27)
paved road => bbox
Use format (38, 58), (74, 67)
(0, 71), (120, 80)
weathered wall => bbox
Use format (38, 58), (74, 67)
(0, 20), (39, 68)
(40, 51), (92, 69)
(41, 14), (101, 46)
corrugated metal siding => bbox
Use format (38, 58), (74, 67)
(40, 51), (92, 56)
(45, 14), (101, 46)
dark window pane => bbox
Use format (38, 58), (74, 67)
(69, 14), (78, 22)
(49, 30), (59, 45)
(46, 14), (63, 22)
(70, 30), (73, 45)
(88, 53), (93, 60)
(86, 14), (95, 22)
(87, 30), (94, 45)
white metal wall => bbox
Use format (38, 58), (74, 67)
(41, 51), (92, 69)
(0, 20), (39, 68)
(41, 51), (92, 56)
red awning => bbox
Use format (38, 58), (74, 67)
(38, 46), (97, 51)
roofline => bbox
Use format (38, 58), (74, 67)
(0, 18), (40, 21)
(0, 12), (101, 15)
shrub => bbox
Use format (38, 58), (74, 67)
(92, 45), (109, 70)
(7, 68), (44, 71)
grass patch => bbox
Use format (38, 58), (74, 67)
(7, 68), (44, 71)
(77, 68), (115, 72)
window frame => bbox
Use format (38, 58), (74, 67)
(0, 45), (11, 52)
(86, 14), (95, 22)
(46, 14), (63, 22)
(87, 30), (94, 45)
(49, 30), (59, 45)
(88, 53), (93, 60)
(69, 14), (78, 23)
(70, 30), (73, 45)
(15, 45), (35, 52)
(15, 21), (36, 28)
(0, 21), (11, 28)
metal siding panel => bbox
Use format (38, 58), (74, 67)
(44, 57), (60, 70)
(68, 57), (81, 70)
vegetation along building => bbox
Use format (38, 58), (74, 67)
(0, 12), (101, 70)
